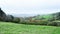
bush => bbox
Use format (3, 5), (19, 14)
(5, 15), (14, 22)
(20, 20), (48, 25)
(13, 17), (20, 23)
(47, 22), (57, 26)
(47, 21), (60, 26)
(37, 20), (48, 25)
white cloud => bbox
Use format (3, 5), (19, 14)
(0, 0), (60, 15)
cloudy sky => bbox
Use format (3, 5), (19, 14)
(0, 0), (60, 15)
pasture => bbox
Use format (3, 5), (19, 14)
(0, 22), (60, 34)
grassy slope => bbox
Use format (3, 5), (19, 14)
(0, 22), (60, 34)
(32, 14), (53, 20)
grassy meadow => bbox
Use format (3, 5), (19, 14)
(0, 22), (60, 34)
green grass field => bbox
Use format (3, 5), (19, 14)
(0, 22), (60, 34)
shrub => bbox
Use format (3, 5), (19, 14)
(13, 17), (20, 23)
(47, 21), (60, 26)
(47, 22), (57, 26)
(20, 20), (48, 25)
(37, 20), (48, 25)
(5, 15), (14, 22)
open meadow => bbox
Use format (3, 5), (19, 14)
(0, 22), (60, 34)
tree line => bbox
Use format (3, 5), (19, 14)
(0, 8), (60, 26)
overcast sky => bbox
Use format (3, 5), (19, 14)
(0, 0), (60, 15)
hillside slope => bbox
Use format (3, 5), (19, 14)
(31, 12), (60, 20)
(0, 22), (60, 34)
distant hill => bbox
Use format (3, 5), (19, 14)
(28, 12), (60, 20)
(12, 14), (37, 17)
(10, 12), (60, 20)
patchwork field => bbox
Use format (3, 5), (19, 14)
(0, 22), (60, 34)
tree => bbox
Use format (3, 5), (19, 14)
(13, 17), (20, 23)
(5, 15), (14, 22)
(56, 12), (60, 20)
(0, 8), (6, 21)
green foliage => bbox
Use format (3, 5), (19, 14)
(20, 20), (48, 25)
(5, 15), (14, 22)
(13, 17), (20, 23)
(47, 22), (57, 26)
(47, 21), (60, 26)
(0, 8), (6, 21)
(32, 14), (53, 20)
(38, 20), (48, 25)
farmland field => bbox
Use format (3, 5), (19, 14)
(0, 22), (60, 34)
